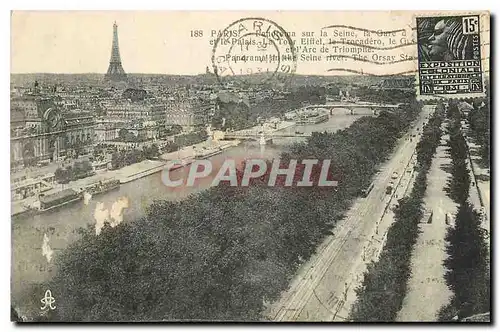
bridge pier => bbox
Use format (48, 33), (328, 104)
(259, 136), (273, 145)
(259, 134), (267, 146)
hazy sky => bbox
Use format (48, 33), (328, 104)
(11, 11), (489, 75)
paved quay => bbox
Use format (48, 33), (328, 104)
(396, 124), (455, 322)
(464, 139), (490, 235)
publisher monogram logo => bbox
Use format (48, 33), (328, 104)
(40, 290), (56, 311)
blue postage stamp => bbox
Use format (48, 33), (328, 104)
(416, 14), (487, 98)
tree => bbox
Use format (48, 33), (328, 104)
(54, 167), (69, 184)
(111, 152), (123, 170)
(468, 88), (490, 166)
(442, 203), (490, 320)
(174, 130), (208, 148)
(118, 129), (129, 141)
(444, 109), (471, 204)
(163, 142), (179, 154)
(72, 160), (94, 179)
(143, 144), (160, 159)
(165, 125), (182, 136)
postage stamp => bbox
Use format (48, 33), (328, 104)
(211, 17), (297, 88)
(415, 13), (487, 99)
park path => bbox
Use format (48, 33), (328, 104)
(396, 123), (455, 321)
(463, 137), (490, 237)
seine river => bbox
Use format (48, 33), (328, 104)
(12, 110), (372, 314)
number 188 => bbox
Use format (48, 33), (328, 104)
(190, 30), (203, 37)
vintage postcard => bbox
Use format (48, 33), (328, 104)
(10, 11), (490, 322)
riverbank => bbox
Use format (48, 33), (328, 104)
(11, 139), (240, 216)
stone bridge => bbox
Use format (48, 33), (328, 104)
(302, 102), (400, 115)
(224, 131), (311, 141)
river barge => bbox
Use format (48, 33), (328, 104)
(85, 179), (121, 196)
(295, 113), (329, 125)
(38, 189), (82, 212)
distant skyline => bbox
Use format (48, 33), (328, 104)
(11, 11), (490, 75)
(12, 11), (218, 75)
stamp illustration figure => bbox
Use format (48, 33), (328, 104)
(418, 17), (479, 62)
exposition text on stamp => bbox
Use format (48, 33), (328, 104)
(416, 12), (488, 99)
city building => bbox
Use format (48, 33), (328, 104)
(10, 91), (96, 168)
(104, 102), (165, 122)
(94, 101), (167, 142)
(95, 120), (120, 141)
(165, 97), (211, 131)
(63, 110), (96, 151)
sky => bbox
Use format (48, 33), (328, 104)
(10, 11), (490, 75)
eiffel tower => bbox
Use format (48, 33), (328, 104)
(105, 22), (127, 82)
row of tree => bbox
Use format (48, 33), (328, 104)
(110, 144), (160, 170)
(91, 143), (110, 162)
(438, 101), (490, 321)
(467, 83), (490, 166)
(161, 141), (180, 154)
(349, 103), (445, 321)
(164, 125), (183, 136)
(444, 103), (471, 203)
(116, 129), (147, 143)
(54, 160), (95, 184)
(31, 93), (422, 321)
(173, 130), (208, 148)
(354, 87), (416, 104)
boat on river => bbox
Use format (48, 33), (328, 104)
(295, 113), (329, 125)
(38, 189), (82, 213)
(85, 179), (121, 196)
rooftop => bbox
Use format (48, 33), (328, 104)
(64, 109), (93, 119)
